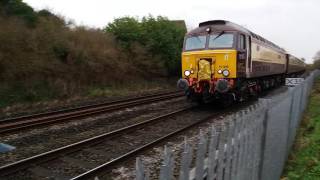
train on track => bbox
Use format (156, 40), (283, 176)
(177, 20), (306, 105)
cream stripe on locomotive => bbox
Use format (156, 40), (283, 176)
(247, 40), (287, 77)
(251, 41), (286, 65)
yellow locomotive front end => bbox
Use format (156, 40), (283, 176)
(177, 23), (240, 104)
(182, 49), (237, 81)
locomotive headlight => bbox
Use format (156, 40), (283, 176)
(184, 70), (191, 77)
(218, 69), (222, 74)
(222, 69), (230, 77)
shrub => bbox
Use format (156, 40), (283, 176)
(313, 51), (320, 69)
(105, 15), (186, 76)
(0, 0), (38, 26)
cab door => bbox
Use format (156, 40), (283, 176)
(247, 36), (252, 74)
(237, 34), (247, 77)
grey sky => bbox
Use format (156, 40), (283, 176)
(24, 0), (319, 63)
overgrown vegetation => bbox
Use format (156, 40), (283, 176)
(105, 16), (186, 75)
(312, 50), (320, 69)
(282, 78), (320, 179)
(0, 0), (186, 109)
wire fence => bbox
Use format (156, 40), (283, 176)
(135, 70), (320, 180)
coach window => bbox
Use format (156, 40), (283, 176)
(239, 34), (246, 50)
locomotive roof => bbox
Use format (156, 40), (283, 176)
(187, 20), (285, 52)
(187, 20), (250, 35)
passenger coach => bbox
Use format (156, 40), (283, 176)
(177, 20), (305, 105)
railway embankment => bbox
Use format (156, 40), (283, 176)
(282, 77), (320, 179)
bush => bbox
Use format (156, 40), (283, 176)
(314, 60), (320, 69)
(105, 15), (186, 76)
(0, 0), (38, 26)
(105, 17), (142, 49)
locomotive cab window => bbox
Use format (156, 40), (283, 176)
(239, 34), (246, 50)
(185, 35), (207, 51)
(208, 33), (234, 48)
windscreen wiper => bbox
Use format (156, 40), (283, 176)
(212, 31), (225, 41)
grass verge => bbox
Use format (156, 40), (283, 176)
(282, 78), (320, 179)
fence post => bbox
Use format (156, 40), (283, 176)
(298, 81), (305, 120)
(252, 103), (265, 180)
(207, 125), (218, 180)
(224, 119), (235, 180)
(195, 130), (208, 180)
(179, 137), (193, 180)
(216, 122), (227, 180)
(136, 157), (149, 180)
(285, 88), (295, 159)
(231, 113), (241, 179)
(257, 99), (270, 180)
(159, 146), (174, 180)
(238, 109), (251, 180)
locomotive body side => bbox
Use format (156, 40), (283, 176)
(286, 54), (306, 75)
(249, 39), (287, 78)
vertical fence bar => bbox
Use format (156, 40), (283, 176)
(258, 99), (270, 180)
(159, 146), (174, 180)
(253, 104), (266, 180)
(216, 123), (227, 180)
(239, 110), (249, 180)
(136, 157), (149, 180)
(224, 120), (235, 180)
(207, 126), (218, 180)
(179, 137), (193, 180)
(298, 80), (305, 121)
(231, 113), (241, 179)
(285, 88), (295, 159)
(195, 130), (207, 180)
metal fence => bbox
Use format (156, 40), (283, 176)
(136, 70), (320, 180)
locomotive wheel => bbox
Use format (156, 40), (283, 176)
(238, 81), (249, 102)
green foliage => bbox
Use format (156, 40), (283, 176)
(0, 0), (37, 26)
(282, 78), (320, 180)
(314, 60), (320, 69)
(312, 50), (320, 69)
(38, 9), (65, 26)
(0, 81), (58, 108)
(105, 15), (187, 76)
(105, 17), (142, 49)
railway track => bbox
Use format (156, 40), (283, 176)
(0, 106), (219, 180)
(0, 91), (183, 134)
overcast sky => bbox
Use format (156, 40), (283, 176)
(24, 0), (319, 63)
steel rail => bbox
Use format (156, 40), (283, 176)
(0, 107), (191, 177)
(0, 90), (181, 124)
(0, 91), (184, 134)
(71, 113), (216, 180)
